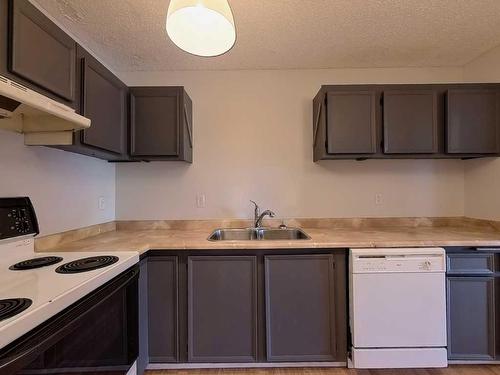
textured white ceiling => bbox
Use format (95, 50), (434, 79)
(34, 0), (500, 72)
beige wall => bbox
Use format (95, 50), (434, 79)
(463, 46), (500, 220)
(0, 1), (117, 237)
(0, 130), (116, 236)
(116, 68), (466, 220)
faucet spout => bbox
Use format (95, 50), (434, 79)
(255, 209), (276, 228)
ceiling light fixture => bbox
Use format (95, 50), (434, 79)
(166, 0), (236, 57)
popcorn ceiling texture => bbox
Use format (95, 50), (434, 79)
(33, 0), (500, 72)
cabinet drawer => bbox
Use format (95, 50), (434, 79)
(447, 253), (495, 275)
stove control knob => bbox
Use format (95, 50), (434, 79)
(15, 220), (30, 234)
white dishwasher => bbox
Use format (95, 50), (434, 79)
(349, 248), (447, 369)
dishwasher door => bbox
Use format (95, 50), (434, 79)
(350, 248), (447, 349)
(351, 271), (447, 348)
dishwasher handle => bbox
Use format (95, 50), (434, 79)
(476, 247), (500, 253)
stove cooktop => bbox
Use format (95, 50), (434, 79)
(0, 298), (32, 322)
(0, 242), (139, 350)
(0, 197), (139, 350)
(9, 256), (63, 270)
(55, 256), (119, 274)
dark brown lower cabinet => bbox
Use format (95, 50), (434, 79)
(187, 256), (258, 362)
(147, 256), (179, 363)
(137, 259), (149, 375)
(264, 254), (345, 362)
(447, 276), (496, 360)
(138, 250), (346, 372)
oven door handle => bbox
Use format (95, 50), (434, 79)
(0, 266), (139, 374)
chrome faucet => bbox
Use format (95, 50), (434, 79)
(250, 200), (276, 228)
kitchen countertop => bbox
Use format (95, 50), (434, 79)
(35, 218), (500, 254)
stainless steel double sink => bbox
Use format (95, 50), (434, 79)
(208, 227), (311, 241)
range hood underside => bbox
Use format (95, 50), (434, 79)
(0, 75), (90, 146)
(0, 113), (74, 145)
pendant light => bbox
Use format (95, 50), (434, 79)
(166, 0), (236, 57)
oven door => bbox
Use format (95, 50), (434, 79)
(0, 266), (139, 375)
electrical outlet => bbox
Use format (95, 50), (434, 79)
(196, 193), (206, 208)
(375, 193), (383, 205)
(98, 197), (106, 210)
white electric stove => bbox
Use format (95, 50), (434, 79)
(0, 198), (139, 351)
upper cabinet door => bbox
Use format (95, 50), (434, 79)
(383, 90), (438, 154)
(130, 86), (193, 161)
(8, 0), (76, 103)
(78, 47), (127, 155)
(326, 91), (377, 154)
(446, 89), (500, 154)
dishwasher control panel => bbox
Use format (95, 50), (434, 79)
(350, 248), (446, 273)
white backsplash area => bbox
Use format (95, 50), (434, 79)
(116, 68), (466, 221)
(462, 45), (500, 221)
(4, 61), (500, 232)
(0, 130), (115, 236)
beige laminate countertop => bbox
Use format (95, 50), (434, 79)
(38, 224), (500, 254)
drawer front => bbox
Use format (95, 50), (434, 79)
(447, 253), (495, 275)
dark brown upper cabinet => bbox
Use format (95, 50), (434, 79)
(1, 0), (76, 108)
(383, 90), (438, 154)
(54, 46), (128, 161)
(130, 87), (193, 162)
(325, 90), (377, 154)
(74, 46), (128, 159)
(314, 84), (500, 161)
(0, 1), (194, 163)
(446, 89), (500, 154)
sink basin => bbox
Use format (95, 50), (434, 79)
(208, 228), (311, 241)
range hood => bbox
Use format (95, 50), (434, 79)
(0, 75), (90, 145)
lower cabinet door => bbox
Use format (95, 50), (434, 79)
(447, 276), (496, 360)
(147, 256), (179, 363)
(264, 254), (338, 362)
(187, 256), (258, 362)
(137, 259), (149, 374)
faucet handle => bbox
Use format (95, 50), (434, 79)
(249, 200), (260, 219)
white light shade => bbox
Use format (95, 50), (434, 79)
(166, 0), (236, 57)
